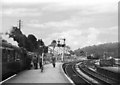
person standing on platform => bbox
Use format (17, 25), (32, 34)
(38, 54), (43, 72)
(38, 55), (42, 68)
(33, 55), (38, 69)
(52, 55), (56, 68)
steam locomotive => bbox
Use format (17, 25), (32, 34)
(1, 42), (32, 81)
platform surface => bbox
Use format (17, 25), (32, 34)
(101, 67), (120, 73)
(3, 62), (72, 84)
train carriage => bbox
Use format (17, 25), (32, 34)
(1, 42), (30, 81)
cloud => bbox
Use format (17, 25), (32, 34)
(2, 0), (117, 5)
(26, 16), (94, 33)
(87, 27), (100, 39)
(86, 27), (100, 46)
(43, 27), (101, 49)
(27, 19), (78, 30)
(41, 0), (117, 14)
(2, 0), (118, 15)
(1, 0), (118, 50)
(3, 8), (41, 17)
(43, 29), (82, 49)
(25, 16), (117, 50)
(97, 26), (118, 42)
(98, 26), (118, 34)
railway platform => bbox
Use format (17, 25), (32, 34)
(101, 67), (120, 73)
(2, 62), (73, 84)
(96, 66), (120, 83)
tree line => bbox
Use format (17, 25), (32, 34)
(74, 42), (119, 58)
(8, 26), (47, 53)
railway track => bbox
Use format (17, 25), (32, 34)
(63, 61), (119, 85)
(78, 62), (118, 85)
(63, 61), (92, 85)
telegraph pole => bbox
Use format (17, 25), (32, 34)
(18, 20), (21, 30)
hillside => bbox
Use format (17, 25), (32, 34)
(74, 42), (119, 58)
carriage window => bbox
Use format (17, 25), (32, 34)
(2, 49), (7, 62)
(7, 50), (10, 62)
(15, 51), (21, 61)
(7, 49), (14, 62)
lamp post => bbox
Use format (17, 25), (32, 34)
(57, 38), (66, 62)
(63, 38), (66, 62)
(57, 40), (60, 56)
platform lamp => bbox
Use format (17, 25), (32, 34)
(62, 38), (66, 62)
(57, 40), (60, 54)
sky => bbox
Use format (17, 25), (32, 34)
(0, 0), (119, 50)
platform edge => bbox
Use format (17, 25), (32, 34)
(61, 63), (75, 85)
